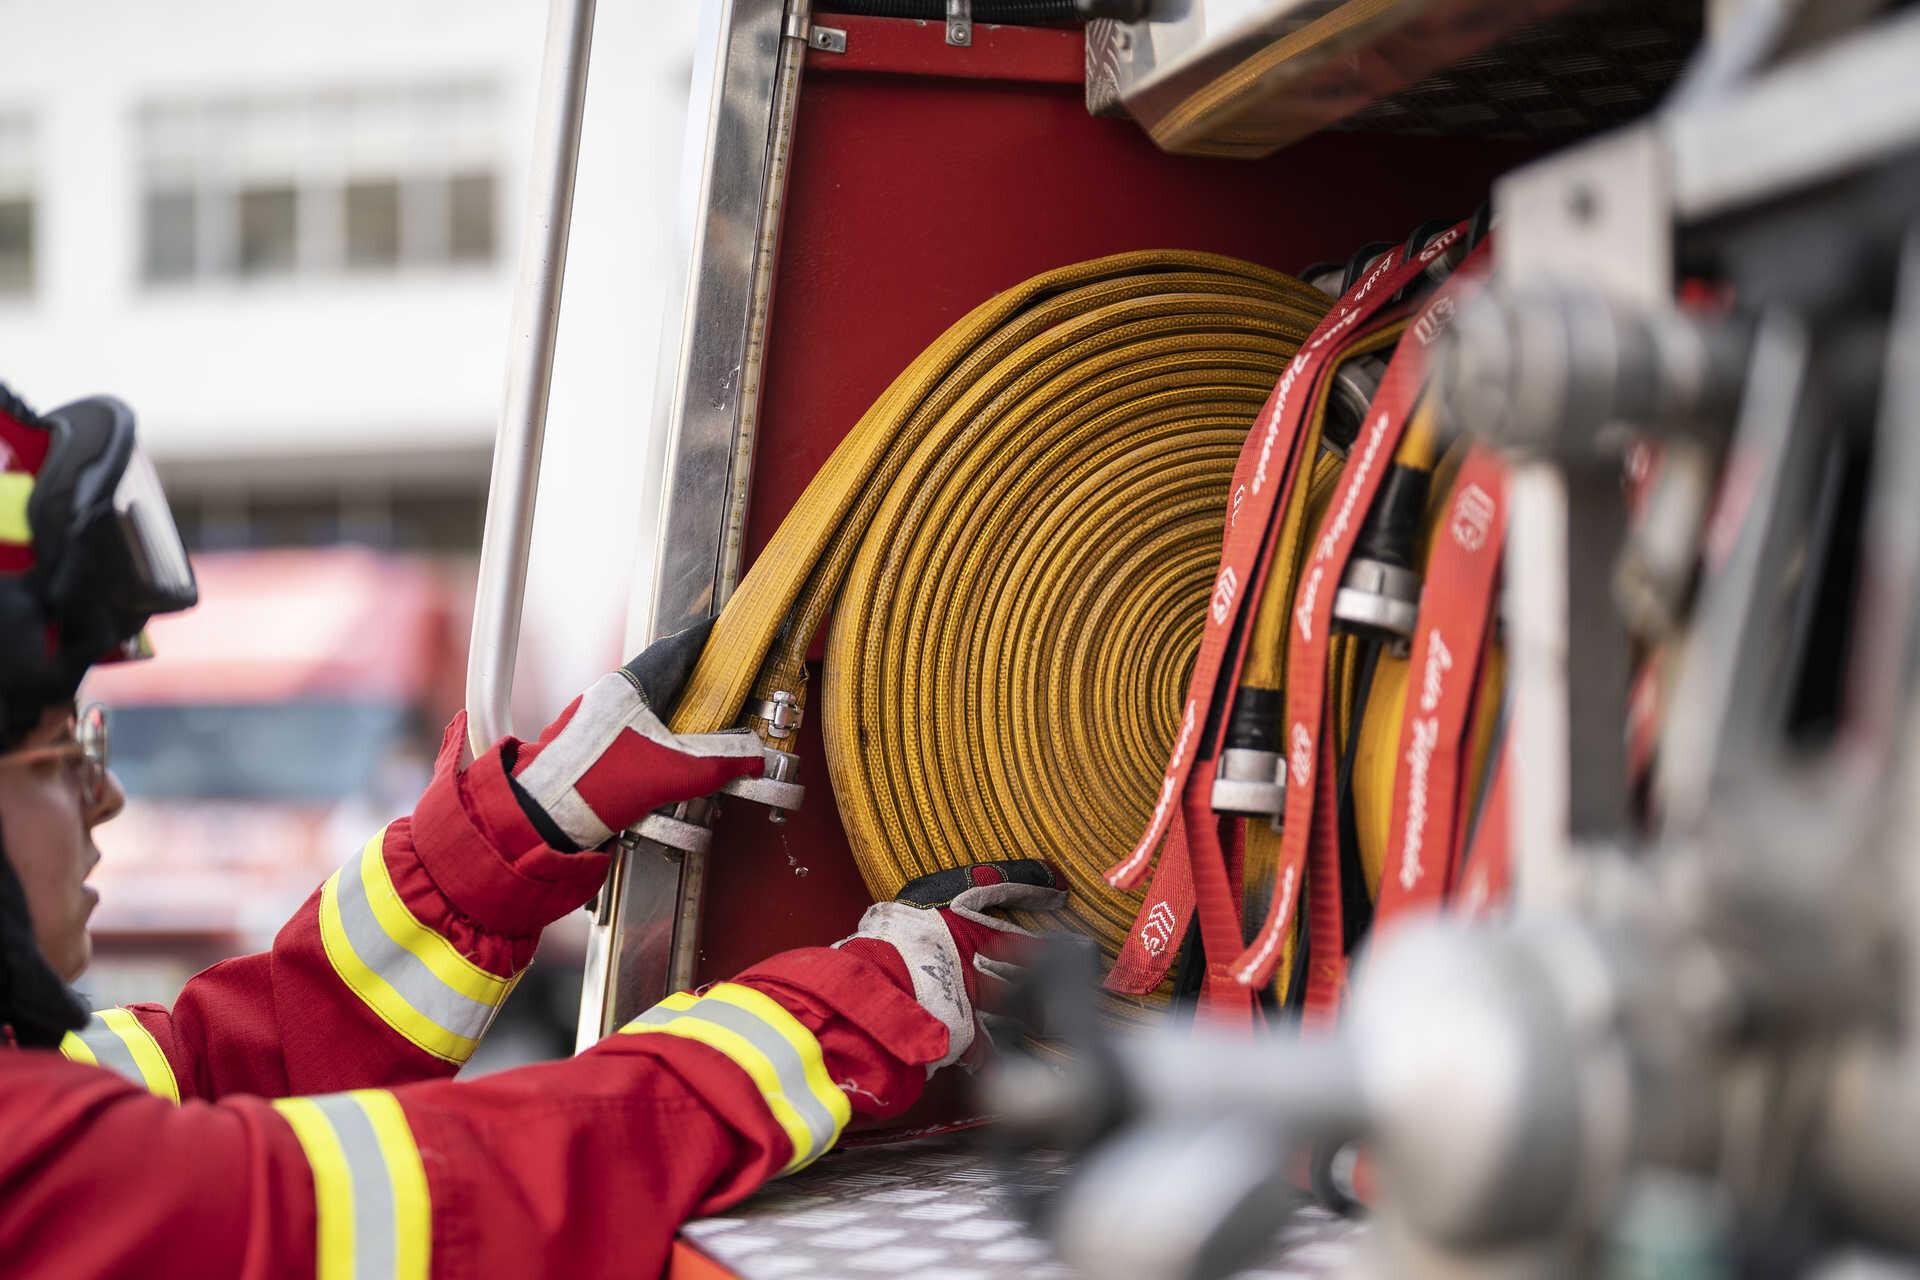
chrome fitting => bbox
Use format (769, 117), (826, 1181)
(745, 689), (803, 740)
(720, 746), (806, 823)
(1211, 747), (1287, 819)
(1332, 557), (1421, 640)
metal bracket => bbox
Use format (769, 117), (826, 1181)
(947, 0), (972, 47)
(1495, 124), (1673, 307)
(786, 9), (846, 52)
(720, 747), (806, 819)
(633, 807), (713, 857)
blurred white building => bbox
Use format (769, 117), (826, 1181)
(0, 0), (701, 709)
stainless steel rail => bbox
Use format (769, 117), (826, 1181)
(576, 0), (805, 1048)
(465, 0), (598, 758)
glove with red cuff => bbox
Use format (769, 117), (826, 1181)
(835, 859), (1068, 1072)
(507, 619), (766, 853)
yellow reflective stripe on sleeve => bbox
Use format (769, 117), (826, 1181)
(0, 471), (31, 544)
(620, 983), (850, 1173)
(58, 1031), (98, 1066)
(316, 827), (517, 1064)
(275, 1098), (358, 1280)
(272, 1090), (431, 1280)
(704, 984), (848, 1133)
(353, 831), (513, 1005)
(98, 1008), (181, 1102)
(57, 1009), (180, 1102)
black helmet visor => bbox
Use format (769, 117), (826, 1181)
(31, 395), (196, 625)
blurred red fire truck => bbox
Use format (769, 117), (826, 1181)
(76, 547), (470, 1006)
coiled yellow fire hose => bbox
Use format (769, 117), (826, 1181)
(665, 251), (1331, 993)
(667, 249), (1505, 1017)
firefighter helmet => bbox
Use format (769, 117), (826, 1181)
(0, 383), (196, 748)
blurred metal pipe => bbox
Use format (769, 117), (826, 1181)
(466, 0), (598, 756)
(1818, 1039), (1920, 1253)
(983, 1031), (1362, 1147)
(1503, 462), (1576, 909)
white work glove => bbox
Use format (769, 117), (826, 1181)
(507, 619), (764, 851)
(836, 859), (1068, 1071)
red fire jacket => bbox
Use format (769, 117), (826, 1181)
(0, 716), (947, 1278)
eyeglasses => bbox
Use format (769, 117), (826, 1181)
(0, 704), (111, 811)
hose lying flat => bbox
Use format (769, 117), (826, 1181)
(668, 251), (1330, 998)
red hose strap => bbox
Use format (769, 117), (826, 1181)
(1232, 228), (1479, 990)
(1376, 446), (1507, 922)
(1105, 246), (1433, 1000)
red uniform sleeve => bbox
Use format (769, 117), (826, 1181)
(2, 944), (946, 1280)
(59, 713), (611, 1100)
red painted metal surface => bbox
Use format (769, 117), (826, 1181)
(810, 13), (1083, 84)
(693, 19), (1537, 988)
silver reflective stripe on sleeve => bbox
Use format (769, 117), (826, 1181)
(272, 1089), (430, 1280)
(620, 984), (850, 1172)
(59, 1008), (180, 1102)
(317, 828), (517, 1063)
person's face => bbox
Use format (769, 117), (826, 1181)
(0, 704), (124, 981)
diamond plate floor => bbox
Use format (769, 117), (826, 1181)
(681, 1134), (1363, 1279)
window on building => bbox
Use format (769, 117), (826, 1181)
(238, 185), (298, 276)
(143, 190), (197, 282)
(448, 172), (496, 264)
(170, 481), (487, 556)
(344, 178), (401, 269)
(138, 83), (502, 285)
(0, 115), (35, 297)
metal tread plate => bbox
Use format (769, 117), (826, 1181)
(1336, 0), (1702, 140)
(680, 1134), (1362, 1278)
(1086, 0), (1702, 156)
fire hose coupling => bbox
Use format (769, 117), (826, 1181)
(719, 745), (805, 823)
(1332, 463), (1431, 642)
(1321, 354), (1388, 459)
(1212, 748), (1287, 822)
(745, 689), (803, 740)
(1212, 687), (1287, 821)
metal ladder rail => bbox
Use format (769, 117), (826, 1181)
(466, 0), (598, 761)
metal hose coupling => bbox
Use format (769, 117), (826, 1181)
(1320, 348), (1425, 643)
(722, 690), (807, 822)
(1319, 354), (1387, 459)
(1332, 462), (1430, 643)
(1212, 688), (1287, 822)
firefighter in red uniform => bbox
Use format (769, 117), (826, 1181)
(0, 384), (1067, 1278)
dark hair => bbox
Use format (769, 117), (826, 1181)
(0, 693), (65, 756)
(0, 818), (91, 1046)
